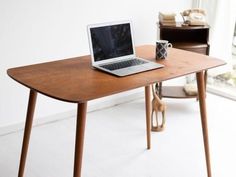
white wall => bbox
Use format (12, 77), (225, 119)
(0, 0), (192, 127)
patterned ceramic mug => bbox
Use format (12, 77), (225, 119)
(156, 40), (172, 59)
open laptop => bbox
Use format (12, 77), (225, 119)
(87, 20), (164, 77)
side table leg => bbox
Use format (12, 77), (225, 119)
(156, 82), (163, 99)
(18, 90), (37, 177)
(73, 102), (87, 177)
(196, 72), (212, 177)
(145, 85), (151, 149)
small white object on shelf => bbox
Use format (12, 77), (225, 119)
(183, 83), (198, 96)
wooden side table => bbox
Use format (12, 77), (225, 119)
(158, 23), (210, 98)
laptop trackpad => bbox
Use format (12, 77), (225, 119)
(144, 62), (164, 69)
(112, 65), (147, 76)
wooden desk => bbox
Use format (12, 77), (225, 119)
(7, 45), (225, 177)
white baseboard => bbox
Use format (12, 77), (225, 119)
(0, 91), (144, 136)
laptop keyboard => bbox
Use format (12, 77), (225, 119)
(100, 59), (147, 71)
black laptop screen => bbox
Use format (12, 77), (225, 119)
(90, 23), (134, 62)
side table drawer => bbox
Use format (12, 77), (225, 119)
(177, 47), (208, 55)
(184, 47), (207, 55)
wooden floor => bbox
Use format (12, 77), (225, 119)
(0, 93), (236, 177)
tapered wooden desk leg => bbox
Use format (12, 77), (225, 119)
(73, 102), (87, 177)
(18, 90), (37, 177)
(145, 85), (151, 150)
(196, 72), (212, 177)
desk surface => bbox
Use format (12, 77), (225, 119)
(7, 45), (225, 103)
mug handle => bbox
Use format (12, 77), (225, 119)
(168, 43), (173, 48)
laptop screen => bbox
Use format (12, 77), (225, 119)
(90, 23), (134, 62)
